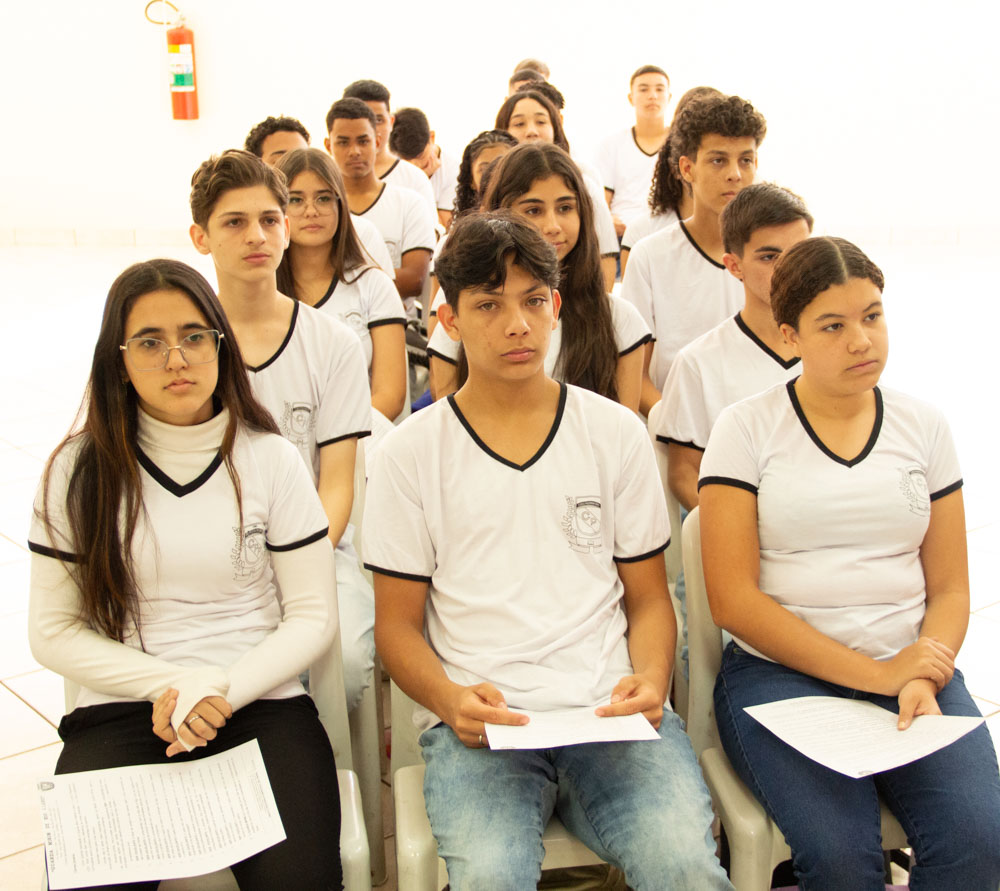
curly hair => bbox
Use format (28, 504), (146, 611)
(516, 80), (565, 111)
(481, 143), (619, 401)
(771, 237), (885, 329)
(244, 116), (310, 158)
(495, 91), (570, 152)
(671, 93), (767, 165)
(453, 130), (519, 218)
(647, 87), (722, 216)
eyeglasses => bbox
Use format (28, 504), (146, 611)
(286, 194), (338, 216)
(120, 330), (223, 371)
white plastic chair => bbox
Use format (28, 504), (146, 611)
(646, 398), (687, 722)
(389, 682), (605, 891)
(681, 506), (908, 889)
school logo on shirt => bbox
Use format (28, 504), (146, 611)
(339, 310), (367, 338)
(280, 401), (317, 448)
(562, 496), (603, 554)
(231, 523), (267, 580)
(898, 465), (931, 517)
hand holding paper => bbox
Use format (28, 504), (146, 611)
(486, 706), (659, 750)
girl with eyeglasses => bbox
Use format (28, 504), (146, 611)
(28, 259), (344, 889)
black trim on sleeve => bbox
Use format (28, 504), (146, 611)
(618, 333), (653, 358)
(447, 382), (567, 472)
(400, 247), (435, 257)
(363, 563), (433, 584)
(600, 251), (621, 259)
(136, 447), (224, 497)
(267, 527), (329, 552)
(698, 476), (758, 494)
(312, 279), (339, 311)
(426, 347), (457, 365)
(368, 317), (406, 330)
(679, 221), (725, 270)
(247, 300), (299, 373)
(657, 435), (705, 452)
(733, 313), (800, 369)
(317, 430), (372, 448)
(614, 540), (669, 564)
(28, 541), (80, 563)
(787, 380), (883, 468)
(930, 479), (963, 501)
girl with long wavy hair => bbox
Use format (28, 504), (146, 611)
(29, 259), (343, 889)
(427, 143), (650, 411)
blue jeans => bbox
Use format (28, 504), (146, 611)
(420, 712), (732, 890)
(715, 643), (1000, 890)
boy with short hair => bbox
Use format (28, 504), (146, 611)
(363, 212), (731, 890)
(188, 149), (375, 709)
(508, 66), (545, 96)
(656, 182), (813, 510)
(325, 98), (435, 303)
(389, 107), (460, 229)
(621, 93), (767, 414)
(598, 65), (671, 237)
(244, 115), (310, 166)
(342, 79), (436, 215)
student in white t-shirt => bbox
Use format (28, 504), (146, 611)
(365, 213), (731, 890)
(275, 147), (407, 421)
(428, 143), (649, 410)
(657, 183), (813, 511)
(495, 89), (620, 292)
(620, 86), (722, 277)
(325, 98), (436, 308)
(699, 237), (1000, 888)
(341, 79), (437, 216)
(28, 259), (342, 887)
(388, 107), (460, 230)
(189, 150), (375, 711)
(598, 65), (670, 237)
(621, 93), (766, 414)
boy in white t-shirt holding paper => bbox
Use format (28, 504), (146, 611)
(657, 183), (814, 510)
(621, 93), (767, 415)
(363, 212), (730, 890)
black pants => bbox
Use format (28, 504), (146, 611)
(53, 695), (342, 890)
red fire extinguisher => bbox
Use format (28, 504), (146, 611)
(166, 16), (198, 120)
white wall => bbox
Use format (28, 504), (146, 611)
(3, 0), (998, 244)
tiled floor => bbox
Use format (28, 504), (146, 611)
(1, 243), (998, 889)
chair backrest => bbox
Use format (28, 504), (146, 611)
(389, 681), (425, 776)
(680, 507), (724, 760)
(646, 400), (683, 588)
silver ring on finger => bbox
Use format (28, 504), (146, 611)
(478, 733), (484, 747)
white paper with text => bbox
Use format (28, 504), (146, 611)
(745, 696), (984, 778)
(485, 707), (659, 749)
(38, 739), (285, 889)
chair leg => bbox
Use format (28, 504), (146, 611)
(350, 677), (387, 885)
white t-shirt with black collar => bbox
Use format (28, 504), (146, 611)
(597, 127), (661, 227)
(351, 182), (436, 271)
(620, 220), (743, 390)
(246, 299), (371, 487)
(699, 381), (963, 661)
(362, 383), (670, 733)
(621, 209), (677, 252)
(311, 266), (405, 371)
(28, 409), (330, 712)
(655, 313), (800, 451)
(380, 157), (437, 218)
(425, 294), (651, 375)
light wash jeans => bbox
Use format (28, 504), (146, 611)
(420, 711), (732, 891)
(716, 644), (1000, 890)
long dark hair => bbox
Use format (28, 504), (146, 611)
(274, 148), (374, 298)
(481, 143), (618, 401)
(453, 130), (518, 218)
(494, 91), (570, 153)
(40, 260), (278, 642)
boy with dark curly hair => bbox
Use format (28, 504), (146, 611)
(621, 94), (766, 414)
(244, 115), (309, 166)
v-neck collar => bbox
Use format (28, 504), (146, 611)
(246, 299), (299, 373)
(734, 314), (800, 369)
(786, 379), (883, 468)
(447, 383), (567, 471)
(313, 278), (339, 310)
(679, 220), (725, 270)
(136, 446), (224, 497)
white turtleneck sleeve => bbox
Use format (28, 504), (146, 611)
(28, 408), (336, 742)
